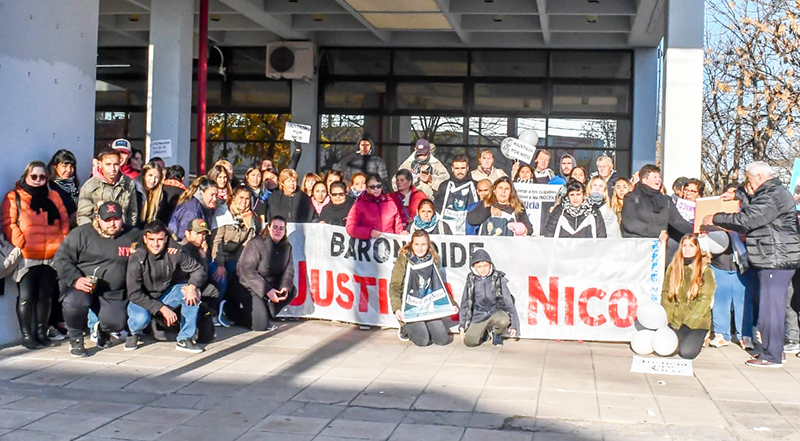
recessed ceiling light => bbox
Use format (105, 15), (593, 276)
(289, 0), (299, 3)
(587, 0), (600, 3)
(492, 15), (504, 22)
(128, 14), (139, 22)
(586, 15), (598, 23)
(484, 0), (495, 3)
(313, 14), (325, 22)
(210, 14), (221, 22)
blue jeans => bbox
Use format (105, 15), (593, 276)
(126, 284), (198, 341)
(208, 259), (237, 300)
(88, 309), (99, 331)
(711, 266), (752, 340)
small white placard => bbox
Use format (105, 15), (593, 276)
(675, 198), (696, 222)
(283, 122), (312, 143)
(500, 137), (536, 163)
(630, 355), (693, 377)
(150, 139), (173, 159)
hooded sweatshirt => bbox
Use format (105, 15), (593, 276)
(548, 154), (575, 186)
(334, 136), (389, 187)
(458, 249), (519, 332)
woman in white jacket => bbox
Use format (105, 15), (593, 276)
(587, 177), (621, 238)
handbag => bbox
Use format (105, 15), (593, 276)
(0, 192), (24, 281)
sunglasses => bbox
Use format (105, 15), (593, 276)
(367, 184), (382, 190)
(29, 174), (47, 181)
(330, 192), (346, 197)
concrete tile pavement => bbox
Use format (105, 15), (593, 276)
(0, 321), (798, 440)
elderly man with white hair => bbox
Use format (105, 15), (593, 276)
(592, 156), (618, 197)
(704, 161), (800, 368)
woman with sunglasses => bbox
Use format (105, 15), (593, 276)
(346, 174), (407, 240)
(2, 161), (69, 349)
(319, 182), (353, 227)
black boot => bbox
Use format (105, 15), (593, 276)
(34, 295), (57, 347)
(17, 298), (43, 350)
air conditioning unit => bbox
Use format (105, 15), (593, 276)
(266, 41), (316, 80)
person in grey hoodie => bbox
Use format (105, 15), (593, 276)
(548, 154), (575, 186)
(458, 249), (519, 347)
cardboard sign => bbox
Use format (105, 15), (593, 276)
(500, 137), (536, 163)
(149, 139), (172, 159)
(630, 355), (693, 376)
(694, 196), (740, 233)
(675, 198), (696, 223)
(283, 122), (312, 143)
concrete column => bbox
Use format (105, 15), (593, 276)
(0, 0), (99, 346)
(146, 0), (194, 172)
(632, 48), (659, 174)
(661, 0), (704, 187)
(291, 78), (319, 175)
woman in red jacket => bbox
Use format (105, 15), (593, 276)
(346, 174), (407, 240)
(390, 169), (427, 228)
(2, 161), (69, 349)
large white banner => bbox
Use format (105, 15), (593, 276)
(280, 224), (664, 342)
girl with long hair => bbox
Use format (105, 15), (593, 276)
(611, 177), (632, 224)
(169, 176), (218, 240)
(310, 181), (330, 217)
(348, 172), (367, 199)
(47, 149), (80, 221)
(466, 176), (532, 236)
(2, 161), (69, 349)
(390, 230), (454, 346)
(587, 176), (621, 238)
(301, 172), (322, 197)
(135, 162), (168, 226)
(409, 199), (451, 235)
(208, 164), (233, 206)
(661, 234), (716, 359)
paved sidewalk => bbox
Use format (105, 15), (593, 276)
(0, 321), (799, 440)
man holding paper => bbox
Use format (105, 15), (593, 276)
(703, 162), (800, 368)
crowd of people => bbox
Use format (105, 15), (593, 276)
(2, 135), (800, 368)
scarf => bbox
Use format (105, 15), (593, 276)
(217, 187), (228, 202)
(349, 188), (364, 199)
(413, 213), (439, 233)
(20, 181), (60, 225)
(52, 177), (78, 203)
(563, 198), (595, 218)
(311, 196), (330, 215)
(410, 155), (431, 175)
(636, 183), (669, 213)
(163, 179), (186, 190)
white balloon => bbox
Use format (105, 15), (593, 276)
(637, 302), (668, 330)
(518, 130), (539, 147)
(630, 329), (655, 355)
(652, 327), (679, 356)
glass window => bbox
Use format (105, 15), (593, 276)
(191, 80), (223, 108)
(516, 118), (547, 146)
(229, 48), (268, 75)
(397, 83), (464, 110)
(411, 116), (464, 145)
(319, 114), (366, 172)
(549, 51), (632, 79)
(230, 81), (291, 108)
(551, 84), (629, 115)
(96, 48), (148, 76)
(474, 83), (545, 112)
(324, 82), (387, 109)
(324, 49), (391, 76)
(471, 50), (547, 77)
(393, 50), (468, 76)
(468, 117), (509, 146)
(547, 118), (622, 152)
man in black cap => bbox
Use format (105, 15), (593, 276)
(179, 218), (223, 326)
(54, 201), (142, 357)
(393, 138), (450, 198)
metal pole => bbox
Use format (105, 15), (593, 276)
(197, 0), (209, 175)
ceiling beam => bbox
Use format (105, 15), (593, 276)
(434, 0), (469, 44)
(461, 15), (541, 33)
(628, 0), (664, 46)
(218, 0), (306, 40)
(121, 0), (151, 11)
(292, 14), (366, 31)
(450, 0), (538, 15)
(329, 0), (391, 43)
(550, 15), (631, 33)
(263, 0), (350, 14)
(536, 0), (551, 44)
(548, 0), (638, 16)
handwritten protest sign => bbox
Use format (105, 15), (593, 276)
(514, 183), (562, 236)
(283, 122), (312, 143)
(675, 198), (695, 223)
(500, 137), (536, 163)
(150, 139), (172, 158)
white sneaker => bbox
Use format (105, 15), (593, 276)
(742, 336), (755, 350)
(709, 335), (730, 348)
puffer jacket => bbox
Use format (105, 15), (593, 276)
(169, 197), (215, 240)
(334, 137), (390, 187)
(389, 187), (427, 227)
(76, 170), (138, 226)
(345, 192), (406, 240)
(713, 178), (800, 270)
(1, 185), (69, 260)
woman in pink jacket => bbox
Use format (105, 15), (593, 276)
(346, 174), (407, 239)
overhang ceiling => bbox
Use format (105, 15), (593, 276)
(98, 0), (665, 48)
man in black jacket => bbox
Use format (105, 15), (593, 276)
(125, 220), (206, 353)
(232, 216), (295, 331)
(704, 161), (800, 368)
(434, 154), (479, 235)
(333, 135), (389, 188)
(54, 202), (142, 357)
(621, 164), (693, 240)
